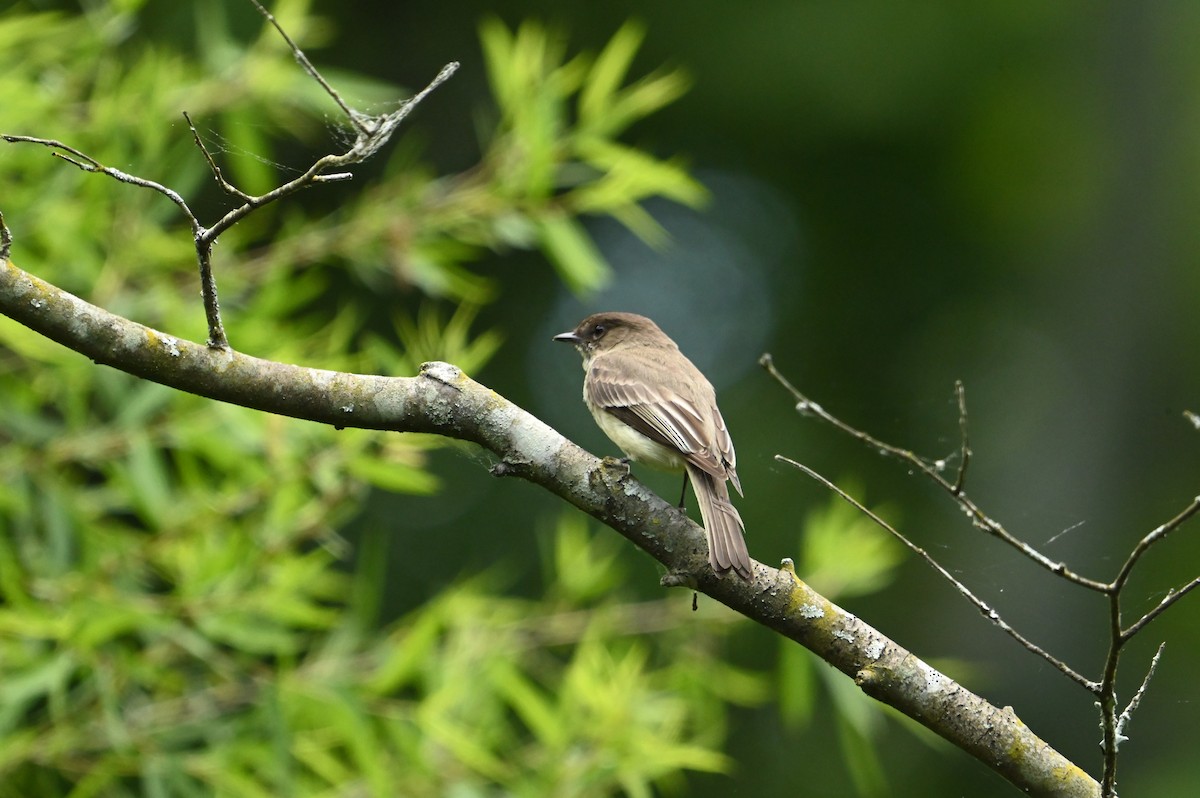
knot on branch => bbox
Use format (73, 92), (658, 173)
(420, 361), (465, 389)
(491, 459), (531, 478)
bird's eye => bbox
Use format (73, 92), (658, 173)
(592, 324), (606, 337)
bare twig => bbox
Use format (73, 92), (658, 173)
(951, 379), (971, 494)
(1104, 640), (1166, 793)
(248, 0), (365, 135)
(1097, 589), (1123, 796)
(1117, 642), (1164, 740)
(1, 133), (232, 346)
(0, 135), (201, 230)
(1098, 635), (1168, 794)
(1122, 575), (1200, 640)
(1110, 495), (1200, 597)
(196, 58), (458, 244)
(1095, 495), (1200, 794)
(183, 111), (253, 202)
(1098, 495), (1200, 792)
(776, 455), (1098, 692)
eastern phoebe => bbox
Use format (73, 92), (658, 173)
(554, 312), (752, 580)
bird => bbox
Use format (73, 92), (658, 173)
(554, 311), (752, 580)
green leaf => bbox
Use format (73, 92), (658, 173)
(123, 432), (174, 529)
(348, 455), (440, 495)
(536, 215), (611, 294)
(836, 712), (888, 798)
(578, 21), (646, 129)
(801, 486), (904, 600)
(491, 663), (563, 748)
(573, 138), (707, 210)
(545, 513), (625, 604)
(777, 640), (816, 729)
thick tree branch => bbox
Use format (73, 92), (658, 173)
(0, 251), (1099, 797)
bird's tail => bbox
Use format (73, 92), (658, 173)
(686, 463), (752, 580)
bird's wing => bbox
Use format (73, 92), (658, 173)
(587, 355), (738, 489)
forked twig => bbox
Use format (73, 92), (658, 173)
(763, 355), (1200, 796)
(759, 353), (1109, 592)
(1110, 495), (1200, 599)
(2, 0), (459, 350)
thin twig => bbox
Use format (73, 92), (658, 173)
(951, 379), (971, 495)
(759, 353), (1110, 592)
(1094, 495), (1200, 787)
(775, 455), (1098, 692)
(0, 134), (227, 343)
(247, 0), (365, 135)
(190, 1), (457, 341)
(183, 111), (253, 202)
(1098, 588), (1123, 796)
(1098, 499), (1197, 795)
(1096, 616), (1168, 795)
(1117, 642), (1165, 740)
(196, 1), (460, 241)
(1122, 576), (1200, 639)
(1, 135), (201, 231)
(196, 58), (457, 247)
(1110, 495), (1200, 596)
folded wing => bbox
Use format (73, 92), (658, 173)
(587, 354), (741, 493)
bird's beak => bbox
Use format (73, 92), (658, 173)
(553, 331), (582, 344)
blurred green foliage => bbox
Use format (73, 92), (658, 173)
(252, 14), (705, 304)
(774, 487), (905, 798)
(0, 2), (781, 795)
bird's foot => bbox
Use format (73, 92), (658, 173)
(601, 455), (631, 476)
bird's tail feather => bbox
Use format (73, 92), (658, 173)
(686, 464), (752, 580)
